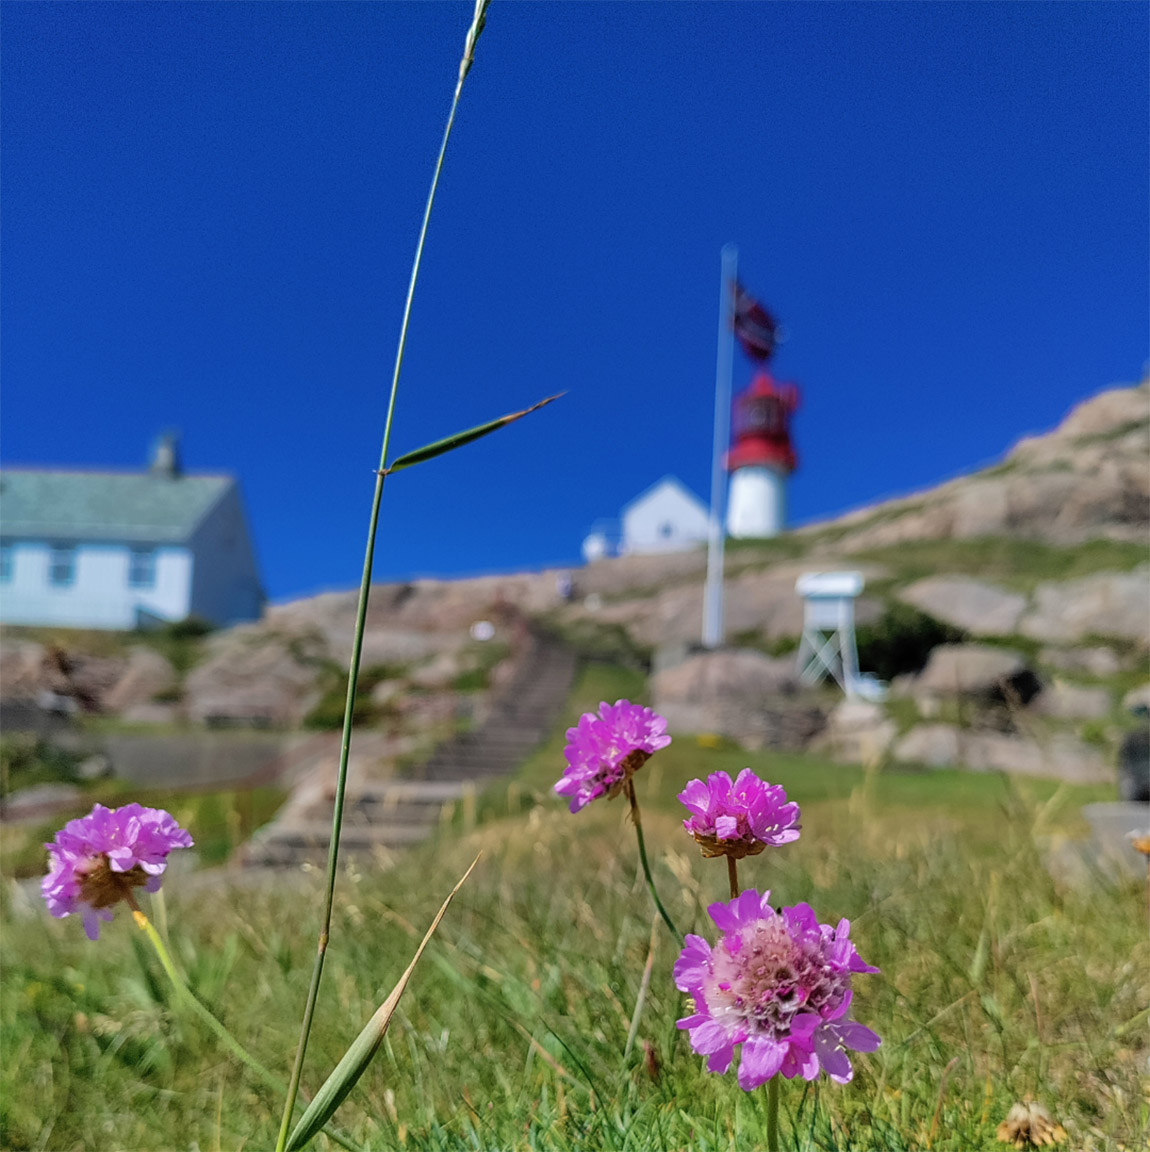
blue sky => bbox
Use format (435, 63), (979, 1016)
(3, 2), (1146, 602)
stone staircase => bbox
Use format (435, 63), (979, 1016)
(242, 631), (576, 868)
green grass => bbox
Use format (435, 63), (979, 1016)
(452, 641), (512, 693)
(1, 664), (1144, 1151)
(303, 662), (407, 731)
(853, 536), (1148, 592)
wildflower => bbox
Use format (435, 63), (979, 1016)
(554, 700), (671, 813)
(674, 889), (880, 1090)
(679, 769), (800, 859)
(42, 803), (193, 940)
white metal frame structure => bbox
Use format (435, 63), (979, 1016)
(795, 571), (865, 696)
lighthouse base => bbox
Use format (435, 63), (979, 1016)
(727, 465), (788, 539)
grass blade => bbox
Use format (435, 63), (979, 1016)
(285, 855), (480, 1151)
(382, 393), (563, 475)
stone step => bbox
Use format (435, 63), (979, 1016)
(242, 631), (576, 869)
(252, 820), (434, 851)
(304, 800), (451, 826)
(356, 780), (470, 802)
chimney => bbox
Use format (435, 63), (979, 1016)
(149, 432), (182, 478)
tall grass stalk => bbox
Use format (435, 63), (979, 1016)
(128, 904), (361, 1152)
(275, 5), (490, 1149)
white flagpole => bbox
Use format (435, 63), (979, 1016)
(703, 243), (737, 648)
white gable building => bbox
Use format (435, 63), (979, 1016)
(607, 476), (709, 556)
(0, 436), (264, 630)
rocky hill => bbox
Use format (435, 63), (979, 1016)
(2, 379), (1147, 789)
(798, 379), (1149, 551)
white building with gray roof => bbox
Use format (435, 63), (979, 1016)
(0, 435), (263, 630)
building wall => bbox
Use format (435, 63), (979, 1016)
(727, 465), (787, 539)
(187, 484), (264, 626)
(621, 481), (710, 555)
(0, 540), (192, 629)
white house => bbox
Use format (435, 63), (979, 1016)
(619, 476), (710, 556)
(0, 435), (264, 630)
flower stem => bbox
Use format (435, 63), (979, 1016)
(727, 855), (739, 900)
(624, 779), (681, 940)
(274, 8), (489, 1152)
(766, 1074), (780, 1152)
(129, 907), (362, 1152)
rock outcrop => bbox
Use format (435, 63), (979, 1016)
(893, 724), (1109, 783)
(913, 644), (1039, 703)
(651, 648), (825, 751)
(1019, 568), (1150, 644)
(897, 577), (1026, 637)
(812, 381), (1149, 552)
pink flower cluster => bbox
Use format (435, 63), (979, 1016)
(675, 890), (880, 1090)
(552, 705), (882, 1095)
(42, 803), (193, 940)
(554, 700), (671, 813)
(679, 769), (801, 859)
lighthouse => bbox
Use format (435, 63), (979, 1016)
(725, 369), (799, 538)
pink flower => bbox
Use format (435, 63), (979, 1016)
(674, 889), (880, 1090)
(678, 769), (800, 859)
(42, 803), (194, 940)
(554, 700), (671, 813)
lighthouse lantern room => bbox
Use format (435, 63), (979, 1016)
(725, 369), (799, 538)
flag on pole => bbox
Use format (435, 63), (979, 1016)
(732, 281), (778, 362)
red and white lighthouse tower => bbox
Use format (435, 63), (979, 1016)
(725, 369), (799, 538)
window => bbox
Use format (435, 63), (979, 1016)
(128, 546), (156, 589)
(0, 542), (12, 584)
(48, 544), (75, 587)
(659, 522), (674, 538)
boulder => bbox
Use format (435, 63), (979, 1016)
(120, 702), (180, 726)
(103, 648), (177, 713)
(56, 652), (130, 712)
(651, 648), (824, 751)
(894, 726), (1109, 782)
(893, 724), (963, 768)
(1032, 680), (1112, 721)
(897, 577), (1026, 637)
(960, 731), (1109, 783)
(0, 640), (46, 699)
(914, 644), (1039, 703)
(815, 700), (897, 765)
(1039, 645), (1122, 677)
(369, 679), (405, 707)
(5, 646), (129, 712)
(1121, 683), (1150, 715)
(183, 629), (323, 726)
(1020, 568), (1150, 645)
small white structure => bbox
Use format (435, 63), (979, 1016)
(0, 435), (264, 630)
(620, 476), (709, 556)
(795, 571), (865, 697)
(581, 520), (618, 563)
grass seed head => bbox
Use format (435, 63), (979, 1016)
(996, 1097), (1068, 1148)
